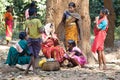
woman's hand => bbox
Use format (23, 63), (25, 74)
(69, 52), (75, 57)
(95, 16), (99, 24)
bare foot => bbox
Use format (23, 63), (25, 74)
(81, 65), (85, 68)
(32, 69), (38, 75)
(99, 65), (102, 70)
(25, 70), (29, 75)
(78, 65), (81, 68)
(103, 65), (107, 70)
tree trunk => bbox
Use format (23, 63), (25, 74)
(46, 0), (95, 64)
(79, 0), (95, 64)
(104, 0), (116, 48)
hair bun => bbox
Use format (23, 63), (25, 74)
(68, 2), (76, 8)
(101, 8), (110, 15)
(19, 32), (27, 40)
(105, 9), (110, 15)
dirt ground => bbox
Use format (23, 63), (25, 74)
(0, 40), (120, 80)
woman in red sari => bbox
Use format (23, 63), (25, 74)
(4, 6), (14, 45)
(41, 23), (65, 63)
(91, 8), (109, 70)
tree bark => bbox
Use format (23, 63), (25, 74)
(104, 0), (116, 48)
(46, 0), (95, 64)
(79, 0), (95, 64)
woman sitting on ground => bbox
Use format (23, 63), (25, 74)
(5, 32), (30, 66)
(41, 23), (65, 63)
(64, 40), (87, 67)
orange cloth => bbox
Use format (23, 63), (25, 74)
(65, 24), (78, 45)
(4, 12), (13, 21)
(91, 17), (108, 53)
(65, 14), (79, 45)
(4, 12), (13, 41)
(41, 34), (65, 62)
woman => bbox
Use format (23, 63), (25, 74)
(64, 40), (86, 67)
(41, 23), (65, 63)
(5, 32), (30, 66)
(56, 2), (81, 48)
(91, 8), (109, 69)
(4, 6), (14, 45)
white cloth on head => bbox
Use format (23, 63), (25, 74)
(44, 23), (55, 36)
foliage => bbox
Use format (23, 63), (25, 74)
(113, 0), (120, 27)
(0, 0), (46, 38)
(89, 0), (120, 28)
(115, 26), (120, 40)
(89, 0), (103, 33)
(89, 0), (120, 39)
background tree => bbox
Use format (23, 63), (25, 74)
(104, 0), (116, 48)
(0, 0), (46, 38)
(46, 0), (95, 64)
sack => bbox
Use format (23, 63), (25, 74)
(38, 58), (47, 67)
(42, 61), (60, 71)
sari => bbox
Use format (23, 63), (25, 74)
(64, 46), (87, 65)
(91, 17), (108, 53)
(56, 10), (81, 46)
(5, 40), (30, 66)
(41, 34), (65, 63)
(4, 12), (13, 41)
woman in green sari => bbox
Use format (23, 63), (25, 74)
(5, 32), (30, 66)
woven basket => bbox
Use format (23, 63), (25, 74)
(42, 61), (60, 71)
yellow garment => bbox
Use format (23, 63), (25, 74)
(39, 58), (47, 67)
(25, 18), (42, 39)
(65, 14), (79, 45)
(65, 24), (78, 45)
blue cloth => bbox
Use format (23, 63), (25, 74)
(27, 38), (41, 58)
(98, 20), (108, 30)
(64, 11), (71, 19)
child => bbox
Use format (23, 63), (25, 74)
(24, 8), (42, 74)
(64, 40), (86, 67)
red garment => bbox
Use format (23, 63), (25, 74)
(41, 38), (54, 58)
(4, 12), (13, 41)
(5, 21), (13, 41)
(91, 17), (108, 53)
(41, 37), (65, 62)
(50, 46), (65, 62)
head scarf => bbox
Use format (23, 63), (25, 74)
(44, 23), (55, 36)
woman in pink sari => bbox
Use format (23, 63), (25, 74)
(91, 8), (109, 69)
(4, 6), (14, 45)
(64, 40), (87, 67)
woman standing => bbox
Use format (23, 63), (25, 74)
(4, 6), (14, 45)
(91, 8), (109, 69)
(56, 2), (81, 48)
